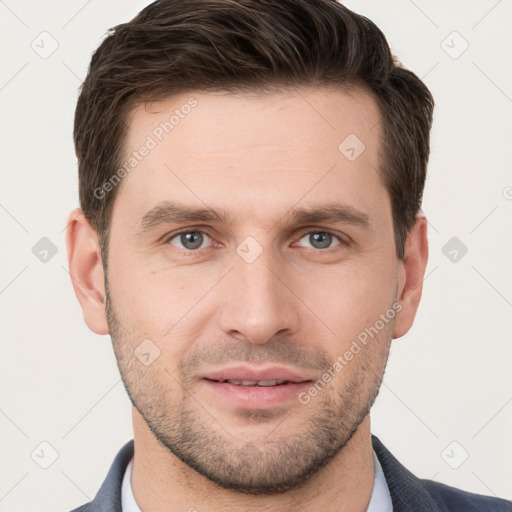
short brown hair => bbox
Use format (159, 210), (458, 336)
(74, 0), (434, 260)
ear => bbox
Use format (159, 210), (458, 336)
(65, 208), (109, 335)
(393, 214), (429, 339)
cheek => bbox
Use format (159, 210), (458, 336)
(301, 262), (396, 343)
(108, 261), (214, 364)
(107, 253), (189, 328)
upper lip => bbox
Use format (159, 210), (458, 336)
(201, 366), (314, 383)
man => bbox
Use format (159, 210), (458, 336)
(65, 0), (512, 510)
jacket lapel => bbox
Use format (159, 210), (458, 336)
(91, 439), (134, 512)
(372, 434), (444, 511)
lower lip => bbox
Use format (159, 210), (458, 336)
(202, 379), (312, 409)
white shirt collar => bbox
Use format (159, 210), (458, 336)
(121, 449), (393, 511)
(121, 456), (141, 512)
(367, 449), (394, 512)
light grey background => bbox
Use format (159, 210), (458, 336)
(0, 0), (511, 510)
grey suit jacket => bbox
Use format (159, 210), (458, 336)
(69, 434), (512, 511)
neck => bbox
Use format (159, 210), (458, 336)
(131, 407), (375, 512)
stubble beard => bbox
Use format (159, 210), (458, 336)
(105, 277), (393, 494)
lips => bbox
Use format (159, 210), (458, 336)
(214, 379), (289, 387)
(200, 366), (314, 409)
(202, 366), (312, 384)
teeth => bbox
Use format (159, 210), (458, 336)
(257, 380), (286, 386)
(223, 379), (288, 387)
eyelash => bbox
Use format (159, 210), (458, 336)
(163, 228), (349, 254)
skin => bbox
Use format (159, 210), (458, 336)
(66, 86), (428, 512)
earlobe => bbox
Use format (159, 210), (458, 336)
(393, 214), (429, 339)
(65, 208), (110, 335)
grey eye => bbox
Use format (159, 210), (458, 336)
(299, 232), (341, 250)
(169, 231), (211, 250)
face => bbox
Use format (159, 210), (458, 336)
(102, 87), (402, 493)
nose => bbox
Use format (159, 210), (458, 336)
(217, 245), (301, 345)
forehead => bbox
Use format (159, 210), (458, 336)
(113, 87), (386, 229)
(126, 86), (381, 154)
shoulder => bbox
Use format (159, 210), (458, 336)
(371, 434), (512, 511)
(67, 439), (134, 512)
(421, 479), (512, 511)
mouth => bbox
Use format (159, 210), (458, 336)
(200, 366), (314, 410)
(201, 365), (313, 383)
(205, 378), (298, 387)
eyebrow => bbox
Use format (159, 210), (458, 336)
(136, 200), (372, 234)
